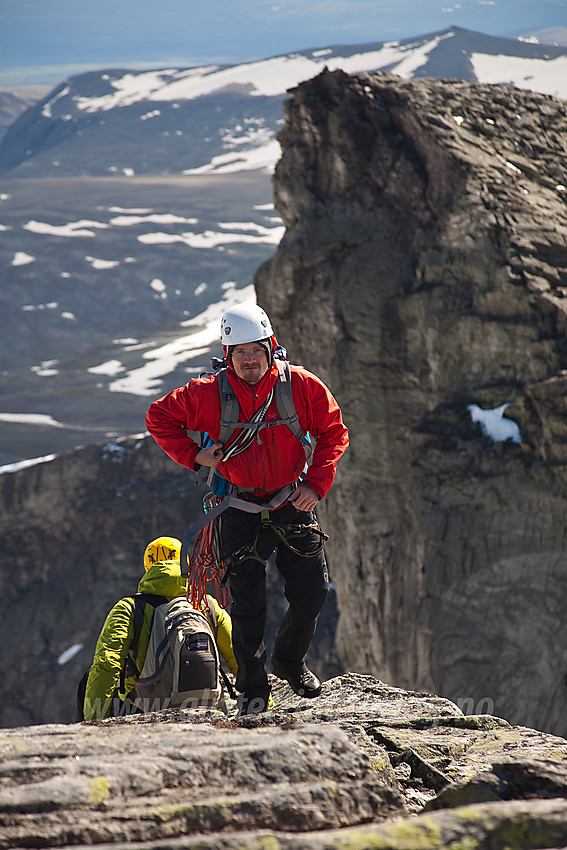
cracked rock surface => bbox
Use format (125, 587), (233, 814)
(1, 674), (567, 849)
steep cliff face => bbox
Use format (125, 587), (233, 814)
(256, 69), (567, 736)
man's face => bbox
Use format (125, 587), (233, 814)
(231, 341), (269, 384)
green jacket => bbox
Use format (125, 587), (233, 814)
(84, 559), (237, 720)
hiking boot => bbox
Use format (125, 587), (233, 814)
(237, 690), (273, 716)
(270, 657), (322, 698)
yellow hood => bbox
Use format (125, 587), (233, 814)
(137, 559), (188, 599)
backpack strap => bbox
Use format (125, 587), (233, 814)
(204, 596), (218, 640)
(218, 369), (275, 462)
(121, 593), (168, 691)
(130, 593), (168, 657)
(202, 594), (237, 699)
(274, 360), (313, 466)
(218, 369), (239, 446)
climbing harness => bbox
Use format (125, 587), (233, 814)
(222, 509), (329, 576)
(259, 508), (328, 558)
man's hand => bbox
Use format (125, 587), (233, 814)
(195, 442), (224, 468)
(289, 484), (319, 512)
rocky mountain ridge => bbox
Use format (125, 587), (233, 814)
(2, 674), (567, 849)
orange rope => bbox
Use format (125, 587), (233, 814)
(186, 519), (230, 610)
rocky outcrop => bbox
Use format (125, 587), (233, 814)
(1, 674), (567, 849)
(256, 69), (567, 737)
(0, 435), (341, 729)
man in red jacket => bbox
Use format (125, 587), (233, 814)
(146, 302), (349, 714)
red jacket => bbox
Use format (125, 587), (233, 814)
(146, 361), (349, 499)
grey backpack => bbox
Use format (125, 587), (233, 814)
(127, 595), (221, 712)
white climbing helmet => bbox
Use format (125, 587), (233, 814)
(220, 303), (274, 347)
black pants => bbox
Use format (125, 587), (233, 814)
(221, 501), (329, 697)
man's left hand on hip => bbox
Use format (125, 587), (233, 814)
(289, 484), (319, 512)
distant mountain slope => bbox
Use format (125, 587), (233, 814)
(0, 86), (51, 142)
(1, 27), (566, 178)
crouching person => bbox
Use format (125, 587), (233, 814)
(78, 536), (238, 720)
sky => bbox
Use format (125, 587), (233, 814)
(1, 0), (566, 86)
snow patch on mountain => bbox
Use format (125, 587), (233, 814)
(137, 222), (284, 249)
(109, 213), (198, 226)
(24, 219), (108, 237)
(88, 360), (125, 377)
(62, 30), (567, 122)
(471, 52), (567, 98)
(66, 37), (450, 114)
(85, 256), (120, 270)
(0, 454), (57, 475)
(468, 403), (522, 443)
(183, 139), (282, 175)
(12, 252), (35, 266)
(0, 412), (64, 428)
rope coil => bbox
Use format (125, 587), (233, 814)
(186, 495), (230, 610)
